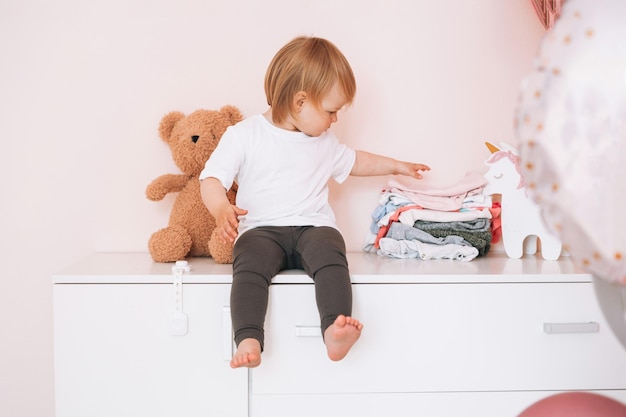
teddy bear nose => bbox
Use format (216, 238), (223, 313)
(191, 135), (200, 143)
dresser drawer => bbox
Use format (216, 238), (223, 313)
(54, 283), (247, 417)
(252, 282), (626, 394)
(250, 390), (626, 417)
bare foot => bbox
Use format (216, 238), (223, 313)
(324, 315), (363, 361)
(230, 338), (262, 369)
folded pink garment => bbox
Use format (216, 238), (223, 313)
(386, 172), (488, 212)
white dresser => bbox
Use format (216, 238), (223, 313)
(53, 252), (626, 417)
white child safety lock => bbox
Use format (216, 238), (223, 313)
(169, 260), (190, 336)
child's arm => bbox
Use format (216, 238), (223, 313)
(200, 177), (248, 243)
(351, 150), (430, 179)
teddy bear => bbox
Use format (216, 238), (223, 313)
(146, 105), (243, 263)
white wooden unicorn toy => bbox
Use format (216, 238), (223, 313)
(483, 142), (562, 260)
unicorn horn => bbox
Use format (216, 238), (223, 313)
(485, 142), (500, 154)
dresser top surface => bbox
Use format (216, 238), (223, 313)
(52, 251), (591, 284)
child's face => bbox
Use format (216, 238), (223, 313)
(294, 83), (348, 137)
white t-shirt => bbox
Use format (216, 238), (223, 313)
(199, 114), (356, 236)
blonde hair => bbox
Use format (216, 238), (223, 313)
(264, 36), (356, 124)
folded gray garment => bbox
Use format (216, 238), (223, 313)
(386, 221), (492, 256)
(413, 217), (490, 232)
(386, 222), (469, 247)
(426, 229), (492, 256)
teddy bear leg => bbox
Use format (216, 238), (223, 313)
(149, 226), (193, 262)
(208, 229), (234, 264)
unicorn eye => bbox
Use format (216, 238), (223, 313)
(494, 173), (504, 179)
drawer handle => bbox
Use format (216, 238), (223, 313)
(543, 322), (600, 334)
(295, 325), (321, 337)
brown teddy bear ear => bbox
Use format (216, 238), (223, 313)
(219, 105), (244, 125)
(158, 111), (185, 144)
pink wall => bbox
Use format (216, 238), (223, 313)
(0, 1), (545, 415)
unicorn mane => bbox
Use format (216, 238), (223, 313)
(486, 150), (526, 189)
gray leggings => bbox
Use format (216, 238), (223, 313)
(231, 226), (352, 350)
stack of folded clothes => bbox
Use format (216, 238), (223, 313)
(363, 172), (500, 262)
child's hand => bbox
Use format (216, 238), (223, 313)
(213, 203), (248, 244)
(350, 151), (431, 179)
(397, 161), (430, 179)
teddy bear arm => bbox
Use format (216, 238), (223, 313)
(146, 174), (190, 201)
